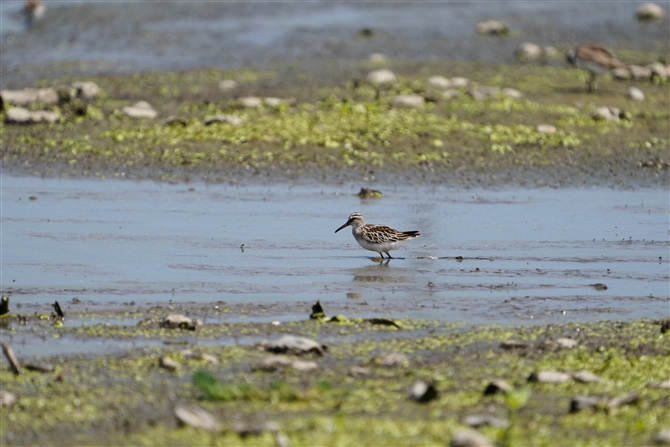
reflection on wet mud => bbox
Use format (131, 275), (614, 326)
(351, 261), (413, 284)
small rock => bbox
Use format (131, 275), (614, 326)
(160, 314), (202, 330)
(366, 69), (397, 85)
(528, 371), (571, 384)
(649, 62), (670, 80)
(571, 370), (605, 383)
(536, 124), (557, 134)
(392, 94), (425, 108)
(263, 335), (326, 356)
(636, 2), (666, 20)
(608, 391), (639, 409)
(239, 96), (263, 108)
(218, 79), (238, 91)
(592, 106), (620, 122)
(159, 356), (181, 371)
(627, 86), (645, 101)
(443, 89), (461, 99)
(469, 86), (499, 100)
(543, 337), (578, 349)
(197, 353), (219, 365)
(515, 42), (542, 60)
(654, 428), (670, 445)
(0, 390), (17, 407)
(502, 88), (523, 99)
(483, 380), (512, 395)
(649, 379), (670, 389)
(257, 356), (294, 372)
(357, 188), (383, 199)
(122, 101), (158, 119)
(450, 77), (470, 88)
(628, 65), (653, 80)
(72, 81), (100, 100)
(428, 75), (452, 89)
(371, 352), (409, 367)
(462, 414), (509, 428)
(612, 67), (632, 80)
(570, 395), (602, 413)
(204, 114), (243, 126)
(264, 97), (289, 107)
(0, 88), (59, 106)
(347, 366), (371, 377)
(500, 340), (529, 350)
(409, 381), (438, 403)
(451, 428), (494, 447)
(5, 107), (58, 124)
(290, 360), (318, 372)
(476, 19), (510, 36)
(368, 53), (387, 63)
(174, 404), (221, 431)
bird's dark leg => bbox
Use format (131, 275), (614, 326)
(588, 72), (596, 93)
(378, 252), (385, 259)
(385, 252), (394, 259)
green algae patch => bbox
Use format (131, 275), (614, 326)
(1, 318), (668, 446)
(2, 61), (668, 185)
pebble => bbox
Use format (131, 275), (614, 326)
(160, 314), (202, 330)
(257, 356), (318, 372)
(239, 96), (263, 108)
(218, 79), (238, 91)
(451, 428), (494, 447)
(649, 379), (670, 389)
(264, 97), (289, 107)
(450, 77), (470, 88)
(428, 75), (452, 89)
(205, 114), (243, 126)
(462, 414), (509, 428)
(515, 42), (542, 60)
(649, 62), (670, 80)
(0, 390), (17, 407)
(528, 370), (571, 383)
(502, 88), (523, 99)
(392, 94), (425, 108)
(592, 106), (621, 122)
(612, 67), (632, 80)
(627, 86), (645, 101)
(636, 2), (666, 20)
(5, 107), (59, 124)
(262, 334), (327, 356)
(122, 101), (158, 119)
(476, 19), (510, 35)
(371, 352), (409, 367)
(174, 404), (221, 431)
(543, 337), (578, 349)
(469, 86), (499, 100)
(628, 65), (653, 80)
(366, 69), (397, 85)
(570, 395), (602, 413)
(608, 391), (639, 409)
(409, 380), (438, 403)
(347, 366), (371, 377)
(483, 379), (512, 396)
(72, 81), (100, 100)
(159, 356), (181, 371)
(443, 89), (460, 99)
(571, 370), (605, 383)
(654, 428), (670, 445)
(0, 88), (59, 106)
(536, 124), (557, 134)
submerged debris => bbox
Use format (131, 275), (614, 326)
(24, 363), (55, 373)
(160, 314), (202, 330)
(261, 335), (327, 356)
(357, 188), (383, 199)
(2, 343), (21, 375)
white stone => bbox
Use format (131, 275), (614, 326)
(536, 124), (557, 134)
(392, 94), (425, 108)
(628, 65), (653, 80)
(515, 42), (542, 60)
(366, 69), (397, 85)
(636, 2), (666, 20)
(5, 107), (58, 124)
(218, 79), (238, 91)
(502, 88), (523, 99)
(450, 77), (470, 88)
(627, 86), (645, 101)
(428, 75), (452, 89)
(476, 19), (509, 35)
(612, 67), (632, 80)
(239, 96), (263, 108)
(205, 114), (243, 126)
(0, 88), (59, 106)
(122, 101), (158, 119)
(72, 81), (101, 100)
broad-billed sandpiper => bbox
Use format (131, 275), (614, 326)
(566, 43), (627, 92)
(335, 212), (420, 259)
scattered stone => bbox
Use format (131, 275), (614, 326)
(571, 370), (605, 383)
(193, 353), (219, 365)
(409, 380), (438, 403)
(160, 314), (202, 330)
(257, 356), (294, 372)
(204, 114), (243, 126)
(366, 69), (397, 85)
(2, 343), (21, 375)
(483, 380), (512, 395)
(636, 2), (666, 21)
(368, 53), (387, 63)
(451, 428), (494, 447)
(543, 337), (578, 349)
(0, 390), (17, 407)
(428, 75), (452, 89)
(612, 67), (632, 80)
(649, 379), (670, 389)
(592, 283), (609, 290)
(218, 79), (238, 91)
(159, 356), (181, 371)
(357, 188), (383, 199)
(592, 107), (621, 122)
(347, 366), (371, 377)
(570, 395), (603, 413)
(264, 97), (291, 107)
(239, 96), (263, 108)
(476, 19), (510, 36)
(628, 65), (652, 80)
(627, 86), (645, 101)
(262, 335), (327, 356)
(528, 371), (571, 384)
(174, 404), (221, 431)
(654, 428), (670, 445)
(500, 340), (529, 350)
(165, 116), (188, 126)
(536, 124), (557, 134)
(462, 414), (509, 428)
(649, 62), (670, 80)
(608, 391), (639, 409)
(443, 89), (461, 99)
(0, 295), (9, 316)
(5, 107), (59, 124)
(122, 101), (158, 119)
(515, 42), (542, 60)
(24, 363), (55, 373)
(290, 360), (319, 372)
(392, 95), (425, 108)
(72, 81), (100, 100)
(0, 88), (59, 106)
(370, 352), (409, 367)
(502, 88), (523, 99)
(469, 86), (499, 100)
(450, 77), (469, 88)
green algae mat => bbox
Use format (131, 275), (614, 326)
(2, 317), (668, 446)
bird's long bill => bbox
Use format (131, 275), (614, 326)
(334, 221), (350, 233)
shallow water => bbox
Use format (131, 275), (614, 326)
(3, 175), (668, 323)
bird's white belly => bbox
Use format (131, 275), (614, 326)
(575, 58), (607, 74)
(355, 237), (408, 253)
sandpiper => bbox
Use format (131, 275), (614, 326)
(22, 0), (45, 28)
(335, 212), (420, 259)
(566, 43), (627, 92)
